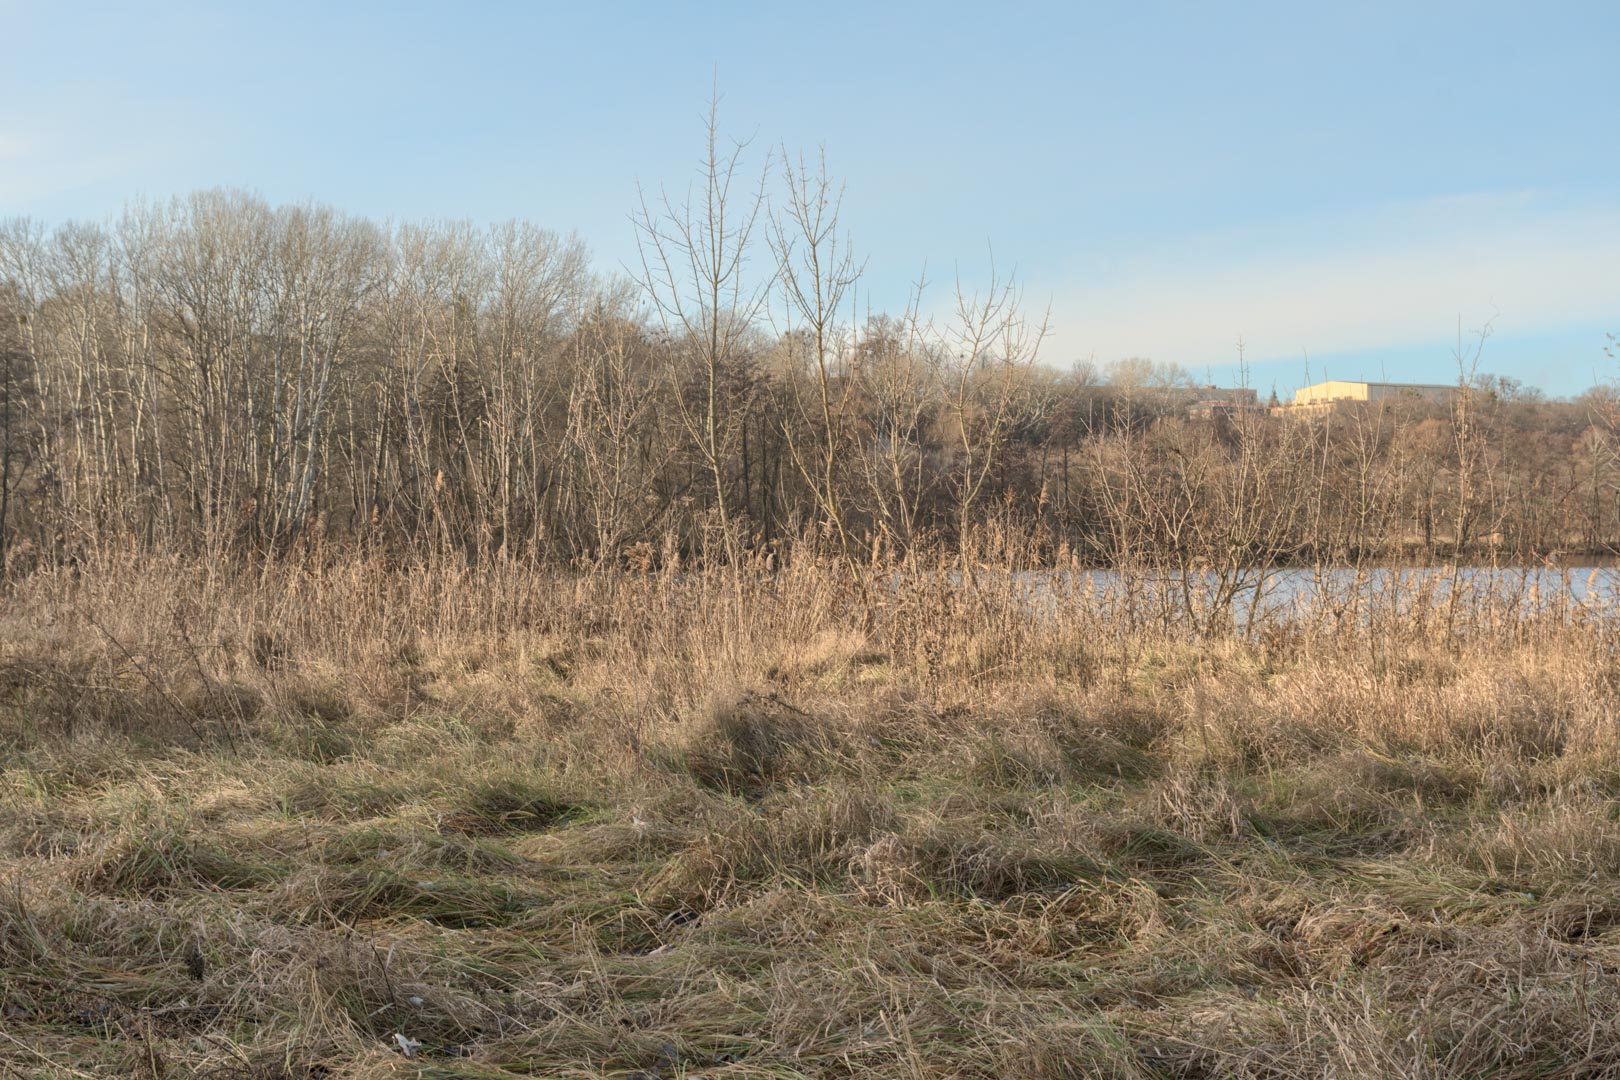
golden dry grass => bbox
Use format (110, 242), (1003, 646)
(2, 551), (1620, 1077)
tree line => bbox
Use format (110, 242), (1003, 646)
(2, 136), (1618, 574)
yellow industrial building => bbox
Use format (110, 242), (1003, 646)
(1283, 380), (1458, 416)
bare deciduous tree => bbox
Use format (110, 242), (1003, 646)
(633, 98), (771, 565)
(767, 148), (865, 571)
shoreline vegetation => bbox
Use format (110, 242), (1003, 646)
(5, 549), (1620, 1076)
(4, 179), (1620, 576)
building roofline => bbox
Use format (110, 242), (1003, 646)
(1298, 380), (1460, 391)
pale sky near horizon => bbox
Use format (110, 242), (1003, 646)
(3, 0), (1617, 397)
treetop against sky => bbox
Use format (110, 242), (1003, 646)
(3, 0), (1617, 396)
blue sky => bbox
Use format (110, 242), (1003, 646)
(4, 0), (1617, 396)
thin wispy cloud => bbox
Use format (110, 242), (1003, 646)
(1049, 193), (1620, 384)
(0, 91), (208, 211)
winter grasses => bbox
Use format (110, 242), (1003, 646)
(3, 549), (1620, 1077)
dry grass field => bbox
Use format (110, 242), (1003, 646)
(3, 551), (1620, 1077)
